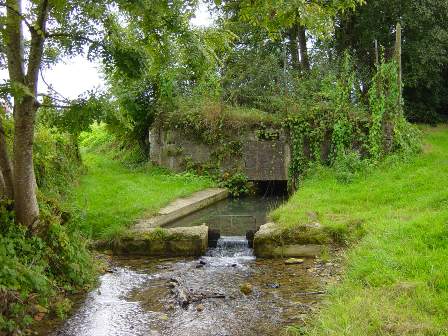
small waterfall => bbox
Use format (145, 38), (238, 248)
(206, 236), (253, 257)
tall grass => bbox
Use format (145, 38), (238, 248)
(273, 125), (448, 335)
(70, 124), (214, 240)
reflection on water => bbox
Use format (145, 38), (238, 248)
(165, 196), (285, 236)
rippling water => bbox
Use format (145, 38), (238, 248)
(38, 197), (320, 336)
(42, 241), (318, 336)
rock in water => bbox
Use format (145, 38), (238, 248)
(240, 283), (253, 295)
(285, 258), (304, 265)
(196, 304), (205, 312)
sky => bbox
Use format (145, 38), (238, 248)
(0, 1), (213, 100)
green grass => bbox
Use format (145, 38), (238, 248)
(273, 125), (448, 335)
(70, 126), (214, 240)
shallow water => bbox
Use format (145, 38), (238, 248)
(38, 196), (324, 336)
(164, 196), (285, 235)
(41, 248), (320, 336)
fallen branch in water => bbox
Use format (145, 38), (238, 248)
(169, 278), (225, 308)
(296, 291), (326, 296)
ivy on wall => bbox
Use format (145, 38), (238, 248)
(285, 54), (420, 189)
(154, 53), (420, 192)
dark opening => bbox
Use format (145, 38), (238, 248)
(253, 180), (288, 197)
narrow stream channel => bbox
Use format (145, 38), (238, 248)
(40, 194), (324, 336)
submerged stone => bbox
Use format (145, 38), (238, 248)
(284, 258), (304, 265)
(240, 283), (253, 295)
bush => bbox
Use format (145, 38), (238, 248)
(219, 172), (252, 197)
(34, 126), (83, 196)
(0, 125), (97, 333)
(0, 200), (96, 333)
(333, 150), (369, 183)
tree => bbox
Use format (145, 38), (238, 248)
(0, 0), (211, 227)
(0, 0), (113, 227)
(334, 0), (448, 122)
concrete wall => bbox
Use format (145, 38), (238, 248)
(149, 127), (290, 181)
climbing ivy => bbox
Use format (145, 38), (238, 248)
(368, 60), (421, 160)
(285, 52), (420, 189)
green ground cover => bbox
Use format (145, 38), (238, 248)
(272, 126), (448, 335)
(70, 125), (214, 240)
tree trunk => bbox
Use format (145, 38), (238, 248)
(0, 115), (14, 199)
(13, 98), (40, 228)
(0, 171), (6, 198)
(298, 25), (310, 71)
(5, 0), (49, 228)
(288, 26), (300, 70)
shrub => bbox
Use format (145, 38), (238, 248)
(219, 172), (252, 197)
(333, 150), (370, 183)
(34, 126), (83, 196)
(0, 125), (97, 333)
(0, 199), (96, 333)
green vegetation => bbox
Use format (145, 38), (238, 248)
(0, 128), (95, 333)
(1, 0), (447, 334)
(70, 124), (213, 240)
(273, 126), (448, 335)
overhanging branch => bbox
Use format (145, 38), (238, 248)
(0, 1), (37, 35)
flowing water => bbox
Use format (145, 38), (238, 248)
(37, 196), (325, 336)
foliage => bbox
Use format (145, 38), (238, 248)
(70, 125), (214, 240)
(102, 1), (236, 151)
(213, 0), (365, 39)
(0, 121), (96, 333)
(368, 61), (422, 159)
(218, 172), (252, 197)
(273, 126), (448, 335)
(33, 126), (83, 195)
(0, 200), (96, 333)
(335, 0), (448, 122)
(38, 92), (114, 138)
(284, 53), (420, 188)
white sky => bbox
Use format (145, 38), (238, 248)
(0, 1), (213, 100)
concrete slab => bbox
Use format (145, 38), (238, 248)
(254, 222), (324, 258)
(132, 188), (228, 232)
(113, 225), (209, 257)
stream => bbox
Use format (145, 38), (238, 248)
(36, 195), (328, 336)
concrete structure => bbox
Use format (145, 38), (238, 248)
(133, 188), (228, 231)
(149, 127), (290, 181)
(254, 223), (323, 258)
(113, 225), (209, 257)
(104, 188), (227, 257)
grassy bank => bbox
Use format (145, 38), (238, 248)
(272, 125), (448, 335)
(70, 126), (214, 240)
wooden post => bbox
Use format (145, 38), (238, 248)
(395, 23), (402, 105)
(374, 39), (379, 66)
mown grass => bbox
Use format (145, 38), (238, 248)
(272, 125), (448, 335)
(69, 125), (214, 240)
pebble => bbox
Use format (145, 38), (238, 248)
(196, 304), (205, 312)
(240, 283), (253, 295)
(284, 258), (304, 265)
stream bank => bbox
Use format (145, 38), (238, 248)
(34, 187), (338, 335)
(35, 247), (341, 336)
